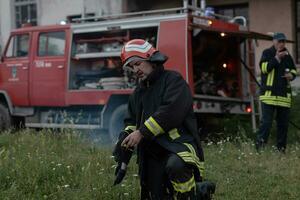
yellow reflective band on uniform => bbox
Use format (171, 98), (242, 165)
(259, 95), (291, 107)
(184, 143), (197, 157)
(171, 175), (196, 193)
(266, 71), (271, 85)
(277, 96), (291, 102)
(144, 116), (164, 136)
(262, 100), (290, 107)
(259, 96), (291, 103)
(183, 143), (205, 177)
(261, 62), (268, 74)
(266, 69), (275, 86)
(265, 90), (271, 96)
(270, 69), (275, 86)
(260, 96), (291, 102)
(125, 125), (136, 131)
(168, 128), (180, 140)
(290, 69), (297, 75)
(177, 151), (205, 178)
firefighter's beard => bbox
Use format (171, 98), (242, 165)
(136, 69), (147, 80)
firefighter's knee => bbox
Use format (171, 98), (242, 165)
(165, 154), (185, 177)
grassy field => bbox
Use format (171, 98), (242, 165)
(0, 129), (299, 200)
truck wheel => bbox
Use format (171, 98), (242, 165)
(0, 104), (12, 131)
(109, 104), (127, 143)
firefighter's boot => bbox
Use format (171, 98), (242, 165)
(195, 181), (216, 200)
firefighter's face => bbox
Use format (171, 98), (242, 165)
(129, 60), (153, 80)
(274, 39), (286, 51)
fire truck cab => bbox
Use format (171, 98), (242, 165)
(0, 4), (272, 141)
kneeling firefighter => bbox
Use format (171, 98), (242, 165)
(113, 39), (215, 199)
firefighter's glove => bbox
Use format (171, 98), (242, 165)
(112, 130), (132, 162)
(112, 130), (134, 185)
(113, 146), (133, 185)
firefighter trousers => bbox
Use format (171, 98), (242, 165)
(140, 150), (196, 200)
(256, 102), (290, 151)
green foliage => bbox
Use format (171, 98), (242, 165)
(205, 140), (300, 200)
(0, 129), (139, 199)
(0, 130), (299, 199)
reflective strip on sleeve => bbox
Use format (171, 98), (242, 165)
(125, 125), (136, 131)
(168, 128), (180, 140)
(261, 62), (268, 74)
(266, 69), (275, 86)
(144, 116), (164, 136)
(290, 69), (297, 75)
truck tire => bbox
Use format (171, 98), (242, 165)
(0, 104), (12, 131)
(109, 104), (127, 143)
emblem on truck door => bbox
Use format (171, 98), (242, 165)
(12, 67), (17, 78)
(8, 66), (19, 81)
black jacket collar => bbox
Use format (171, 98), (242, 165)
(140, 64), (164, 88)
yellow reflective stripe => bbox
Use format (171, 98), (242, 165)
(144, 117), (164, 136)
(290, 69), (297, 75)
(125, 125), (136, 131)
(259, 96), (291, 102)
(259, 97), (291, 107)
(263, 101), (291, 107)
(171, 175), (196, 193)
(264, 90), (271, 96)
(266, 69), (274, 86)
(266, 72), (271, 85)
(168, 128), (180, 140)
(183, 143), (204, 174)
(270, 69), (275, 86)
(261, 62), (268, 74)
(277, 96), (291, 101)
(144, 121), (158, 136)
(177, 151), (205, 178)
(177, 152), (201, 167)
(184, 143), (197, 157)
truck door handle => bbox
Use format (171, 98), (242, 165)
(22, 66), (28, 70)
(57, 65), (64, 69)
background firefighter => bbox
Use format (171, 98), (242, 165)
(113, 39), (215, 199)
(256, 33), (298, 152)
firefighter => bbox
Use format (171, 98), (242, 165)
(256, 33), (298, 152)
(115, 39), (212, 199)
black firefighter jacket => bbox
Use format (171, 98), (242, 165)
(259, 46), (297, 108)
(123, 65), (205, 181)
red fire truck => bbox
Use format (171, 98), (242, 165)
(0, 4), (272, 141)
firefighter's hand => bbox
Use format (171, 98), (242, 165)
(121, 130), (143, 148)
(276, 50), (288, 60)
(282, 72), (293, 81)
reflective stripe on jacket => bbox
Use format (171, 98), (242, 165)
(259, 46), (297, 108)
(124, 65), (205, 180)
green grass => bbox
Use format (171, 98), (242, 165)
(0, 130), (299, 199)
